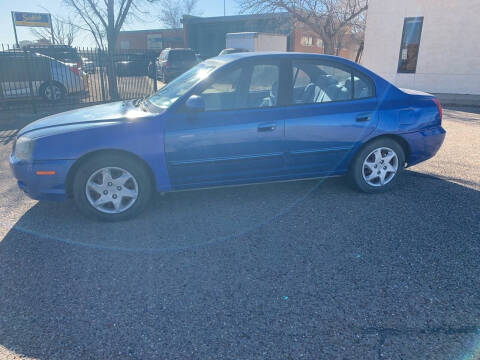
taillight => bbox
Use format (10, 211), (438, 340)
(69, 66), (79, 75)
(432, 97), (442, 122)
(165, 61), (170, 68)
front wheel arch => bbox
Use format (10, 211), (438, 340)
(65, 149), (156, 198)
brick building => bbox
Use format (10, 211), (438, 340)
(116, 28), (184, 52)
(291, 22), (361, 60)
(116, 14), (362, 60)
(182, 13), (291, 58)
(182, 13), (361, 60)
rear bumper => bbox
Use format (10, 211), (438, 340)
(9, 154), (75, 201)
(401, 126), (446, 166)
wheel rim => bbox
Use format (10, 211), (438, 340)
(45, 85), (62, 100)
(362, 147), (399, 187)
(85, 167), (139, 214)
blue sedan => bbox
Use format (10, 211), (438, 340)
(10, 53), (446, 221)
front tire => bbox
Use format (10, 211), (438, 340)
(350, 138), (405, 193)
(73, 154), (153, 221)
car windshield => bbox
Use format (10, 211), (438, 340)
(147, 61), (220, 110)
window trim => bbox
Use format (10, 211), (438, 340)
(288, 58), (376, 106)
(397, 16), (424, 74)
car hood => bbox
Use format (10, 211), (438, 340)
(18, 101), (157, 136)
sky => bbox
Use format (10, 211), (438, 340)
(0, 0), (240, 46)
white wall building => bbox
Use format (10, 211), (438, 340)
(362, 0), (480, 105)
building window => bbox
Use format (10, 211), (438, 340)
(301, 36), (313, 47)
(398, 17), (424, 73)
(120, 40), (130, 50)
(316, 38), (323, 49)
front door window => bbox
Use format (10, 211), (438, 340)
(198, 62), (281, 111)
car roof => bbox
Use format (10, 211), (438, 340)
(213, 51), (378, 77)
(216, 51), (351, 63)
(167, 48), (195, 52)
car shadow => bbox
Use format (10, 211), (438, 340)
(0, 171), (479, 359)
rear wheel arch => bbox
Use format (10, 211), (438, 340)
(65, 149), (156, 198)
(349, 136), (407, 193)
(351, 134), (410, 169)
(39, 81), (66, 100)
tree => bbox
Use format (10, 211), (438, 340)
(237, 0), (368, 56)
(63, 0), (145, 99)
(31, 16), (79, 46)
(159, 0), (200, 29)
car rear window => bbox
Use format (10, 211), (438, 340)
(169, 51), (196, 62)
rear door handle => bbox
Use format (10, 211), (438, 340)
(258, 123), (277, 132)
(356, 114), (372, 122)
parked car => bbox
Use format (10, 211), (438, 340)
(0, 50), (86, 102)
(114, 53), (151, 76)
(219, 48), (250, 56)
(23, 44), (82, 69)
(155, 48), (198, 83)
(81, 56), (95, 74)
(10, 53), (445, 221)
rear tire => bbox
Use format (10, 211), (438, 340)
(40, 81), (65, 102)
(349, 138), (405, 193)
(73, 154), (153, 221)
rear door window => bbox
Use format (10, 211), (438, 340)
(352, 75), (374, 99)
(291, 60), (374, 104)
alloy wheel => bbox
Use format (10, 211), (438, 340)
(85, 167), (139, 214)
(44, 84), (62, 101)
(362, 147), (399, 187)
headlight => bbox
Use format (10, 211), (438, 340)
(14, 135), (34, 161)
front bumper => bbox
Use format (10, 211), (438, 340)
(401, 126), (446, 166)
(9, 154), (75, 201)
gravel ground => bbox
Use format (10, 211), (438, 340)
(0, 108), (479, 359)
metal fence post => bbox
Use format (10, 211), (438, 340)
(98, 49), (106, 102)
(25, 50), (37, 114)
(153, 57), (158, 92)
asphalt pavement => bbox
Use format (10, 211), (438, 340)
(0, 107), (479, 359)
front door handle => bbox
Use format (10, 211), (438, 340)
(258, 123), (277, 132)
(356, 114), (372, 122)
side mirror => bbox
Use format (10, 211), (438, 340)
(185, 95), (205, 113)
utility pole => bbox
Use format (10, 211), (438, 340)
(224, 0), (226, 16)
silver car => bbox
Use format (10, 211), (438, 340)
(80, 56), (96, 74)
(0, 51), (86, 102)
